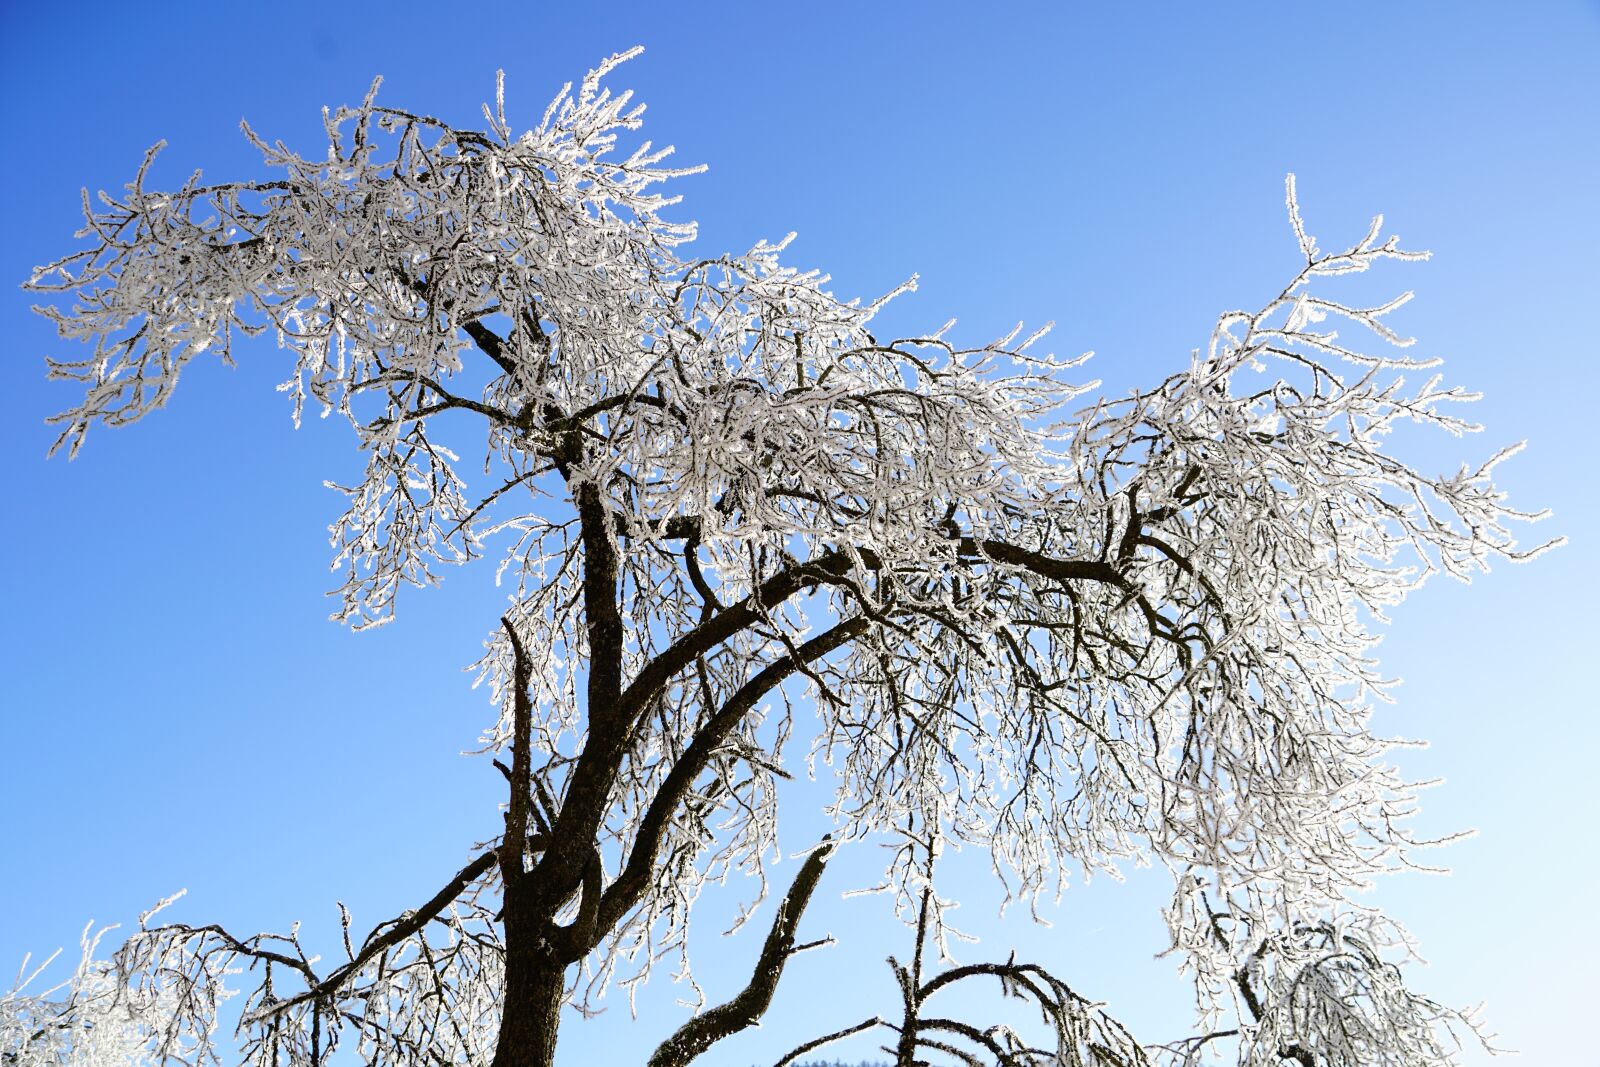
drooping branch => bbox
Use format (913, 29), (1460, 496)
(24, 51), (1557, 1067)
(896, 953), (1152, 1067)
(614, 531), (1137, 738)
(242, 849), (498, 1023)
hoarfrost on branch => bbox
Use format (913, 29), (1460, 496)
(14, 48), (1558, 1067)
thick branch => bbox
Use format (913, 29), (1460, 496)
(646, 840), (836, 1067)
(576, 480), (624, 731)
(523, 480), (626, 916)
(768, 1017), (885, 1067)
(960, 537), (1128, 589)
(500, 616), (535, 886)
(596, 617), (869, 938)
(551, 846), (605, 963)
(245, 850), (497, 1022)
(539, 531), (1132, 923)
(528, 550), (856, 917)
(1234, 960), (1315, 1067)
(460, 321), (519, 381)
(616, 549), (860, 723)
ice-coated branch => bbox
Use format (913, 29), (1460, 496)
(499, 615), (537, 888)
(767, 1016), (887, 1067)
(646, 839), (835, 1067)
(240, 850), (499, 1025)
(869, 883), (1151, 1067)
(28, 45), (1558, 1067)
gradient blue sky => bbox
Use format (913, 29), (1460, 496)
(3, 3), (1596, 1064)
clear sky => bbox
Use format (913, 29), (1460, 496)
(2, 2), (1596, 1064)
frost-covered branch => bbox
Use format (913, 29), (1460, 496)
(29, 47), (1558, 1067)
(647, 839), (835, 1067)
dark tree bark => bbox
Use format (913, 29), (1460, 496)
(492, 902), (567, 1067)
(491, 616), (568, 1067)
(647, 840), (836, 1067)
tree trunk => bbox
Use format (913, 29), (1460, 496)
(492, 904), (565, 1067)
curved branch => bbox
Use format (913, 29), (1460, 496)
(645, 840), (836, 1067)
(596, 616), (869, 938)
(768, 1016), (886, 1067)
(243, 850), (497, 1023)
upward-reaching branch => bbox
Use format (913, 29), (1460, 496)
(23, 49), (1552, 1067)
(597, 616), (869, 939)
(500, 615), (536, 886)
(646, 839), (837, 1067)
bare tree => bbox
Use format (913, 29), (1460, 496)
(10, 49), (1557, 1067)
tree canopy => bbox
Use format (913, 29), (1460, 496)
(9, 49), (1558, 1067)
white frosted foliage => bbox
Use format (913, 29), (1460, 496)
(20, 51), (1558, 1067)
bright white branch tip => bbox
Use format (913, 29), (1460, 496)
(18, 48), (1552, 1067)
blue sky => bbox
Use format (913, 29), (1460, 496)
(2, 2), (1596, 1064)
